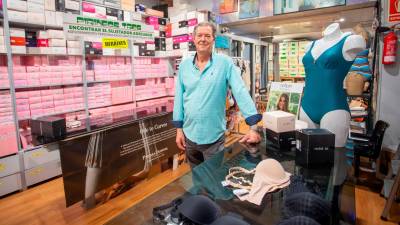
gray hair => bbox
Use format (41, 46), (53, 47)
(193, 22), (217, 38)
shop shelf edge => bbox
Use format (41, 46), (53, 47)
(19, 107), (86, 121)
(15, 82), (84, 90)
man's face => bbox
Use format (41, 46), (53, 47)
(194, 26), (214, 54)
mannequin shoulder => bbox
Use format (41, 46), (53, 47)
(343, 34), (366, 61)
(305, 41), (313, 52)
(344, 34), (366, 49)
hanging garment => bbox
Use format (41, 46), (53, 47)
(301, 35), (354, 124)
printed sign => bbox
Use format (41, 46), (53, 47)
(59, 113), (178, 207)
(63, 14), (154, 39)
(266, 82), (304, 116)
(389, 0), (400, 22)
(102, 38), (129, 49)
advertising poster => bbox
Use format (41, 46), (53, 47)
(274, 0), (346, 15)
(59, 113), (178, 207)
(266, 82), (304, 116)
(219, 0), (239, 14)
(388, 0), (400, 22)
(239, 0), (260, 19)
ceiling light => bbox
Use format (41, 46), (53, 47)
(339, 18), (345, 22)
(272, 26), (281, 29)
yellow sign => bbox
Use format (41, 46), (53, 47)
(102, 38), (129, 49)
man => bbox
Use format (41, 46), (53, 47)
(172, 22), (261, 167)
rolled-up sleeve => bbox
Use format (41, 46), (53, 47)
(172, 67), (184, 128)
(227, 61), (261, 126)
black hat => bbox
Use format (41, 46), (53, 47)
(277, 216), (321, 225)
(178, 195), (221, 225)
(283, 192), (331, 224)
(210, 215), (250, 225)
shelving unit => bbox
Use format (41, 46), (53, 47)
(0, 0), (205, 196)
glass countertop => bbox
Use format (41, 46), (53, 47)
(106, 140), (356, 225)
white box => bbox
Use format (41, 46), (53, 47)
(172, 28), (188, 36)
(45, 10), (57, 26)
(55, 12), (63, 26)
(37, 30), (48, 39)
(180, 42), (188, 49)
(65, 0), (80, 11)
(82, 12), (96, 18)
(262, 111), (295, 133)
(95, 6), (106, 15)
(123, 11), (131, 22)
(49, 47), (67, 55)
(146, 44), (155, 51)
(27, 12), (45, 25)
(49, 38), (66, 47)
(67, 48), (81, 55)
(102, 49), (115, 56)
(188, 26), (195, 34)
(187, 11), (197, 19)
(295, 120), (309, 130)
(10, 28), (25, 38)
(8, 10), (28, 22)
(27, 2), (45, 13)
(0, 27), (3, 35)
(0, 45), (6, 53)
(12, 46), (27, 54)
(27, 47), (50, 54)
(47, 30), (64, 39)
(67, 40), (80, 48)
(166, 38), (173, 45)
(0, 36), (4, 45)
(106, 16), (118, 21)
(131, 12), (142, 21)
(28, 0), (45, 4)
(169, 13), (186, 23)
(7, 0), (28, 12)
(44, 0), (56, 11)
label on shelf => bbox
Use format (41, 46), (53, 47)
(102, 38), (129, 49)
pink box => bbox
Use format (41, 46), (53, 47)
(27, 80), (40, 86)
(16, 98), (29, 105)
(188, 18), (198, 26)
(0, 124), (18, 157)
(41, 96), (53, 102)
(17, 110), (30, 118)
(30, 103), (42, 110)
(13, 66), (26, 73)
(29, 91), (41, 97)
(42, 102), (54, 108)
(53, 100), (64, 106)
(64, 99), (74, 105)
(30, 109), (43, 116)
(17, 105), (30, 111)
(29, 97), (41, 104)
(14, 80), (28, 87)
(26, 66), (40, 73)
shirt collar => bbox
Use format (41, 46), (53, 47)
(192, 52), (213, 66)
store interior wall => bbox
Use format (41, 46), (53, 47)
(377, 0), (400, 149)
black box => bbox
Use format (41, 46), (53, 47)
(173, 43), (180, 49)
(179, 20), (188, 28)
(158, 18), (167, 25)
(31, 116), (66, 144)
(155, 38), (166, 51)
(189, 42), (196, 51)
(295, 129), (335, 167)
(265, 128), (296, 151)
(159, 31), (166, 38)
(145, 50), (155, 56)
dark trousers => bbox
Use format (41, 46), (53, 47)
(184, 135), (225, 168)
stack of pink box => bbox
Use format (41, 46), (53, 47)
(136, 78), (169, 101)
(166, 97), (174, 112)
(0, 67), (9, 88)
(111, 85), (133, 105)
(133, 58), (169, 79)
(88, 83), (112, 108)
(15, 86), (84, 119)
(91, 56), (131, 81)
(0, 91), (18, 157)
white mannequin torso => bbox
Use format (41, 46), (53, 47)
(305, 23), (366, 61)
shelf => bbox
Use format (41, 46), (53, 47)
(135, 75), (170, 79)
(0, 87), (10, 90)
(136, 95), (173, 102)
(20, 108), (86, 121)
(15, 82), (84, 90)
(88, 79), (132, 84)
(88, 101), (134, 110)
(8, 20), (63, 30)
(134, 55), (182, 58)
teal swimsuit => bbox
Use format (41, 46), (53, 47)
(301, 35), (354, 124)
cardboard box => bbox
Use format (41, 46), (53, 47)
(295, 129), (335, 167)
(263, 110), (295, 133)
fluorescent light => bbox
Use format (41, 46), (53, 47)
(339, 18), (345, 22)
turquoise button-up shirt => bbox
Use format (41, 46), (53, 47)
(172, 52), (261, 144)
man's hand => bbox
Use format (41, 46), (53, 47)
(176, 128), (186, 150)
(239, 129), (261, 144)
